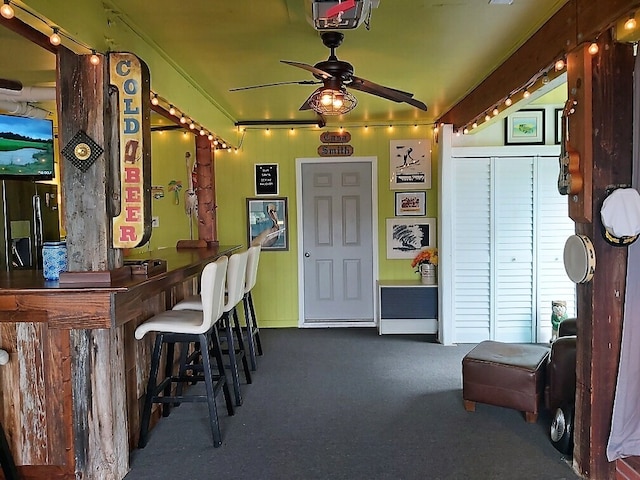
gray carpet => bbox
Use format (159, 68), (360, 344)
(125, 328), (580, 480)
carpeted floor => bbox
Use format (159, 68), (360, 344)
(125, 328), (581, 480)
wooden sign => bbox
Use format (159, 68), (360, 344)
(109, 52), (152, 248)
(320, 131), (351, 143)
(255, 163), (279, 195)
(317, 144), (354, 157)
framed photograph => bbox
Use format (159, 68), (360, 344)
(389, 139), (431, 190)
(395, 191), (426, 216)
(246, 197), (288, 251)
(254, 163), (279, 196)
(386, 217), (436, 259)
(554, 108), (563, 145)
(504, 109), (545, 145)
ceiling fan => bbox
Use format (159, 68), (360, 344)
(230, 31), (427, 115)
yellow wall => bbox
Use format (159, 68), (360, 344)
(144, 124), (438, 327)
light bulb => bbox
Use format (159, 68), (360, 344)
(463, 127), (469, 134)
(523, 89), (530, 98)
(90, 50), (100, 65)
(1, 1), (14, 19)
(180, 115), (187, 124)
(555, 59), (565, 71)
(169, 105), (176, 116)
(50, 28), (61, 46)
(493, 107), (499, 116)
(505, 97), (512, 107)
(542, 72), (550, 85)
(151, 94), (159, 106)
(472, 122), (478, 129)
(227, 148), (232, 153)
(588, 42), (599, 55)
(200, 129), (205, 136)
(625, 14), (637, 31)
(213, 140), (219, 146)
(208, 134), (213, 141)
(320, 91), (333, 106)
(222, 142), (227, 148)
(189, 122), (195, 130)
(485, 114), (491, 122)
(333, 97), (343, 108)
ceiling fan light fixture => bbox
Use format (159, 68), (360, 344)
(309, 87), (356, 115)
(1, 1), (14, 19)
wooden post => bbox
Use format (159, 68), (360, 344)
(57, 50), (129, 478)
(571, 32), (634, 479)
(195, 135), (217, 244)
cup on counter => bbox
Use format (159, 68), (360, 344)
(42, 241), (67, 281)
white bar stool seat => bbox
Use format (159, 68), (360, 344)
(135, 256), (233, 448)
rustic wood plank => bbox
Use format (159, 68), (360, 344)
(195, 135), (217, 243)
(573, 30), (634, 479)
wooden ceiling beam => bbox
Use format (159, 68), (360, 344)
(437, 0), (640, 129)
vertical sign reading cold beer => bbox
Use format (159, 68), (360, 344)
(109, 52), (152, 248)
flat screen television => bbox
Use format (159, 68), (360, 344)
(0, 113), (54, 179)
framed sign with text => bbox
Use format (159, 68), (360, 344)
(255, 163), (279, 195)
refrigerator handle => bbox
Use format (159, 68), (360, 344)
(33, 194), (43, 246)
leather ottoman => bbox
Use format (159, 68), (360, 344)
(462, 340), (551, 423)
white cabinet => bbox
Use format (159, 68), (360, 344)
(377, 280), (438, 334)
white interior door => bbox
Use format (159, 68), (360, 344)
(296, 158), (377, 326)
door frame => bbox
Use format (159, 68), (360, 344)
(295, 156), (379, 328)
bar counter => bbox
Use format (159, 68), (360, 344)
(0, 244), (241, 480)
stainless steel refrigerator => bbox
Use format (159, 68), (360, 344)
(0, 180), (61, 271)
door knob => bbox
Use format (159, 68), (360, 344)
(304, 252), (310, 257)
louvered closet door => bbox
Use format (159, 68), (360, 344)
(494, 157), (534, 342)
(535, 156), (576, 341)
(452, 158), (492, 343)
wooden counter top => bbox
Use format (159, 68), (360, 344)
(0, 244), (242, 329)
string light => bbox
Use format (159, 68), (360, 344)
(504, 97), (512, 107)
(169, 105), (176, 116)
(49, 27), (61, 46)
(151, 93), (159, 106)
(90, 50), (100, 65)
(208, 134), (214, 141)
(554, 59), (565, 71)
(180, 115), (187, 124)
(492, 107), (499, 116)
(1, 0), (14, 19)
(588, 42), (599, 55)
(199, 129), (206, 136)
(189, 122), (196, 130)
(625, 13), (637, 31)
(523, 89), (531, 99)
(485, 114), (491, 122)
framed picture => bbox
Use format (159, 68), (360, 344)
(554, 108), (563, 145)
(389, 139), (431, 190)
(395, 191), (426, 216)
(254, 163), (279, 196)
(386, 217), (436, 259)
(246, 197), (288, 251)
(504, 109), (545, 145)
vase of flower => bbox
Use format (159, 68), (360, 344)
(412, 247), (438, 285)
(419, 263), (436, 284)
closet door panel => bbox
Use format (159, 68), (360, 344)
(494, 157), (534, 343)
(453, 158), (492, 343)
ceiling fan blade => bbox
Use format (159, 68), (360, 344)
(349, 76), (427, 111)
(0, 78), (23, 91)
(281, 60), (333, 80)
(230, 80), (320, 92)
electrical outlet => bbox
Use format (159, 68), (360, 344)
(152, 216), (159, 227)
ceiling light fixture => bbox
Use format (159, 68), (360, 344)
(49, 27), (61, 46)
(307, 86), (357, 116)
(1, 0), (14, 19)
(625, 13), (637, 31)
(90, 50), (100, 65)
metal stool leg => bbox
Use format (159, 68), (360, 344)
(243, 294), (258, 371)
(139, 333), (164, 448)
(248, 292), (263, 356)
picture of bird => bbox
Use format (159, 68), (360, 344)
(251, 203), (283, 248)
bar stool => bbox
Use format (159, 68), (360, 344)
(135, 256), (233, 448)
(174, 250), (252, 406)
(243, 245), (263, 371)
(0, 350), (18, 480)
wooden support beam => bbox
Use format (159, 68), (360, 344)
(437, 0), (640, 129)
(195, 135), (218, 244)
(572, 32), (634, 479)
